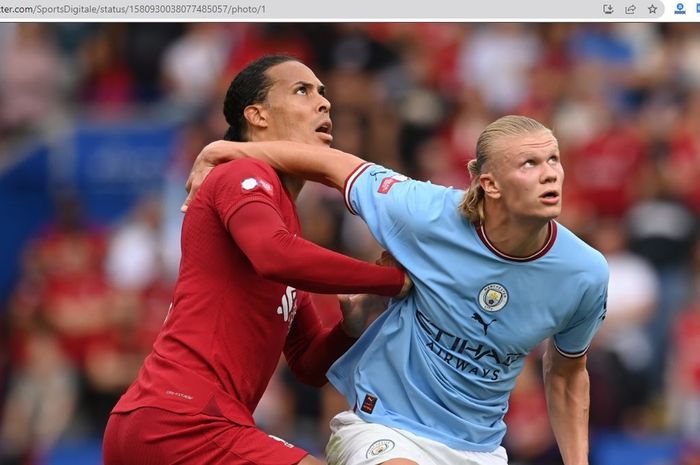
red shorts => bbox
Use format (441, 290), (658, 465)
(103, 407), (309, 465)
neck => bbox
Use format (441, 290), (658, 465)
(482, 203), (551, 257)
(280, 173), (305, 201)
(249, 135), (305, 200)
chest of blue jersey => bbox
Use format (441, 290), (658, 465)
(410, 234), (579, 384)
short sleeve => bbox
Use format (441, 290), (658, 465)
(343, 163), (456, 249)
(553, 264), (609, 358)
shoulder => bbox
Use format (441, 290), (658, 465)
(369, 166), (465, 206)
(211, 158), (278, 181)
(196, 158), (283, 207)
(206, 158), (282, 191)
(348, 163), (465, 220)
(555, 222), (609, 282)
(415, 182), (465, 217)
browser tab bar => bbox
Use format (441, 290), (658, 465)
(0, 0), (694, 22)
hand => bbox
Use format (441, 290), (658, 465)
(376, 251), (412, 298)
(339, 294), (390, 338)
(181, 140), (238, 212)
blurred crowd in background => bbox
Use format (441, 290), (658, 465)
(1, 22), (700, 465)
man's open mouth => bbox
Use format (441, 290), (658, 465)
(540, 190), (560, 201)
(316, 121), (332, 134)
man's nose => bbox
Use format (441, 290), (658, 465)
(318, 95), (331, 113)
(541, 163), (558, 182)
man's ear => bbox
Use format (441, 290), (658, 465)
(243, 104), (268, 130)
(480, 173), (501, 199)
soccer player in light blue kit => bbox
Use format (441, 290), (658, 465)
(185, 115), (609, 465)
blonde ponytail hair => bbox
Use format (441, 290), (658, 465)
(459, 159), (486, 223)
(459, 115), (552, 223)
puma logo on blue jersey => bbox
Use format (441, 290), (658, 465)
(472, 313), (497, 335)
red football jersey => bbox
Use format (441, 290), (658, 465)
(113, 158), (398, 426)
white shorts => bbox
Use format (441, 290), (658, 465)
(326, 410), (508, 465)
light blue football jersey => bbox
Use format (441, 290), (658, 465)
(327, 163), (609, 452)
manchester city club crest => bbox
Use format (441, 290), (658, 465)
(478, 283), (509, 312)
(365, 439), (395, 458)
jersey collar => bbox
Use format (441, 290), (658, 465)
(475, 220), (557, 262)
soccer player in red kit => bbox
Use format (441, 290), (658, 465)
(102, 55), (410, 465)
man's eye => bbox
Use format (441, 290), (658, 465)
(295, 87), (307, 95)
(524, 160), (535, 167)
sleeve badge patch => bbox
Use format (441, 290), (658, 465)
(241, 177), (273, 194)
(378, 174), (408, 194)
(241, 178), (258, 190)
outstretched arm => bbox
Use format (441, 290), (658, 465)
(543, 338), (591, 465)
(229, 200), (410, 297)
(183, 141), (365, 211)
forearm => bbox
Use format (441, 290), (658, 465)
(286, 321), (355, 387)
(205, 140), (365, 190)
(544, 357), (591, 465)
(285, 296), (356, 387)
(229, 204), (405, 296)
(261, 228), (404, 295)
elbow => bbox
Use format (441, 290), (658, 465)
(542, 346), (556, 382)
(544, 340), (588, 380)
(252, 252), (296, 281)
(248, 235), (300, 281)
(255, 262), (284, 281)
(543, 351), (589, 390)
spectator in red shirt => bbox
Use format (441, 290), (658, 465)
(103, 55), (410, 465)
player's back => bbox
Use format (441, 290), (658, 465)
(114, 159), (301, 426)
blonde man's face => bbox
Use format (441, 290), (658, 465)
(482, 130), (564, 221)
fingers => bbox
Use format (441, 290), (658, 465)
(375, 250), (396, 267)
(185, 171), (194, 193)
(376, 251), (405, 276)
(374, 251), (385, 265)
(338, 293), (389, 338)
(338, 294), (352, 313)
(181, 176), (197, 213)
(181, 172), (195, 212)
(180, 167), (213, 213)
(180, 192), (193, 213)
(339, 294), (383, 312)
(374, 250), (412, 298)
(397, 272), (413, 298)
